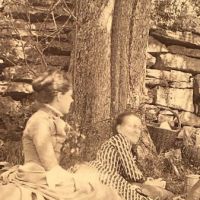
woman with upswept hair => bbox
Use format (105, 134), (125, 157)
(0, 70), (121, 200)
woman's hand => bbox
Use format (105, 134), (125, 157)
(73, 175), (93, 193)
(72, 164), (101, 193)
(131, 184), (141, 191)
(144, 177), (166, 188)
(132, 185), (154, 200)
(46, 165), (73, 189)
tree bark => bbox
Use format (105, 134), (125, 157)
(71, 0), (115, 160)
(71, 0), (155, 161)
(128, 0), (151, 110)
(111, 0), (156, 159)
(111, 0), (151, 115)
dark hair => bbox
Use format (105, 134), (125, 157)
(32, 70), (72, 104)
(113, 111), (141, 134)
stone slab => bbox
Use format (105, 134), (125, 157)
(155, 86), (194, 112)
(147, 36), (168, 53)
(155, 53), (200, 74)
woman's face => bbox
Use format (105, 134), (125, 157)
(117, 115), (142, 144)
(57, 89), (73, 115)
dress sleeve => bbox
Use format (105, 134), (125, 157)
(113, 135), (144, 182)
(95, 141), (151, 200)
(27, 117), (58, 170)
(104, 172), (151, 200)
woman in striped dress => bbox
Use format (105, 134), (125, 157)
(87, 112), (173, 200)
(88, 112), (150, 200)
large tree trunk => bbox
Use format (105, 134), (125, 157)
(111, 0), (156, 171)
(71, 0), (115, 160)
(111, 0), (151, 114)
(71, 0), (155, 161)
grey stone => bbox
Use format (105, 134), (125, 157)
(0, 38), (34, 64)
(145, 77), (169, 87)
(26, 54), (70, 66)
(3, 65), (39, 81)
(146, 53), (156, 67)
(32, 22), (73, 33)
(146, 69), (193, 88)
(6, 82), (33, 94)
(4, 4), (70, 23)
(155, 53), (200, 74)
(146, 69), (171, 80)
(0, 59), (4, 67)
(45, 56), (71, 67)
(180, 111), (200, 127)
(0, 81), (9, 93)
(147, 69), (192, 82)
(146, 78), (193, 88)
(29, 0), (61, 6)
(193, 74), (200, 115)
(145, 104), (160, 122)
(147, 36), (168, 53)
(144, 88), (155, 104)
(151, 28), (200, 47)
(169, 81), (193, 89)
(155, 86), (194, 112)
(168, 45), (200, 59)
(170, 70), (192, 82)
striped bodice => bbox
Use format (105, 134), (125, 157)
(90, 134), (150, 200)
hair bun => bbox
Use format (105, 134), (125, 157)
(32, 70), (72, 104)
(32, 72), (53, 92)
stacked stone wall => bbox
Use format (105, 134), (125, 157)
(146, 26), (200, 143)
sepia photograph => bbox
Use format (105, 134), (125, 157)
(0, 0), (200, 199)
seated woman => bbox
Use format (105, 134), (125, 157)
(0, 70), (122, 200)
(75, 112), (174, 200)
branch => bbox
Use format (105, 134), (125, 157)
(1, 54), (16, 66)
(38, 0), (62, 33)
(62, 0), (77, 21)
(51, 11), (58, 30)
(33, 44), (48, 71)
(7, 11), (30, 67)
(41, 14), (73, 50)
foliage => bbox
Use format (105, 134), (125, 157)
(151, 0), (200, 32)
(0, 96), (37, 141)
(1, 0), (75, 71)
(138, 153), (196, 195)
(0, 140), (23, 165)
(60, 121), (87, 168)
